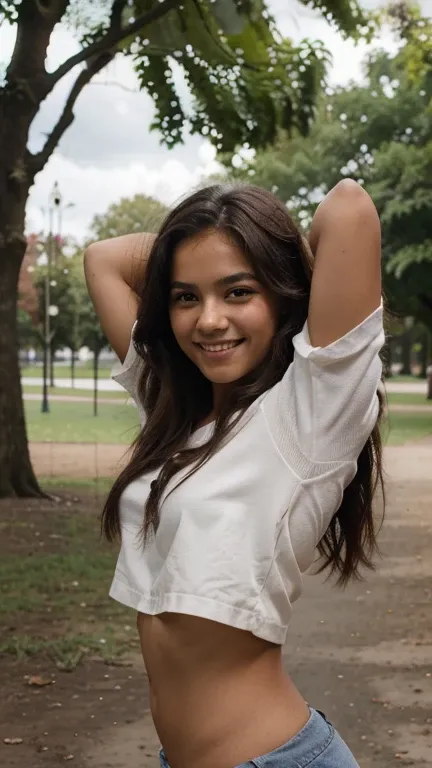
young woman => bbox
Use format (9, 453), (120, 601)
(84, 180), (385, 768)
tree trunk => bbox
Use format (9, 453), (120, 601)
(418, 330), (428, 379)
(400, 331), (412, 376)
(71, 349), (76, 388)
(427, 330), (432, 401)
(50, 339), (55, 387)
(427, 370), (432, 400)
(382, 335), (393, 378)
(93, 347), (99, 417)
(0, 247), (44, 497)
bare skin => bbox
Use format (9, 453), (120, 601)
(137, 613), (309, 768)
(84, 179), (381, 768)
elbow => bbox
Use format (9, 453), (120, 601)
(332, 179), (379, 222)
(84, 241), (105, 273)
(332, 178), (367, 195)
(332, 178), (371, 203)
(83, 242), (104, 286)
(84, 241), (100, 261)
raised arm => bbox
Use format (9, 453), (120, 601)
(84, 233), (155, 362)
(307, 179), (382, 348)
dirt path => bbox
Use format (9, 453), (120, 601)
(4, 441), (432, 768)
(29, 428), (432, 481)
(30, 442), (131, 479)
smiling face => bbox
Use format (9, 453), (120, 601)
(169, 229), (278, 404)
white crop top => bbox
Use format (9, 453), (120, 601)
(110, 304), (385, 645)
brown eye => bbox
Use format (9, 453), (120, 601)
(173, 292), (197, 303)
(228, 288), (255, 298)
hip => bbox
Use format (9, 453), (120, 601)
(159, 708), (359, 768)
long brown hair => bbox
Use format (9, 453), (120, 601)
(102, 183), (386, 584)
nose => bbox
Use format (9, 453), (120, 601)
(196, 299), (229, 334)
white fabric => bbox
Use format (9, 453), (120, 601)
(110, 303), (385, 644)
(111, 322), (146, 425)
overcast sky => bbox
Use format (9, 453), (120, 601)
(0, 0), (428, 240)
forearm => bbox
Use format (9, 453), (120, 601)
(84, 233), (155, 295)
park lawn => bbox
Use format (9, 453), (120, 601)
(21, 363), (112, 379)
(384, 410), (432, 445)
(25, 399), (139, 444)
(24, 397), (432, 446)
(22, 384), (126, 399)
(21, 388), (430, 408)
(390, 374), (423, 383)
(386, 392), (431, 406)
(0, 490), (138, 668)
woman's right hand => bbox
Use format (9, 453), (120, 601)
(84, 233), (155, 362)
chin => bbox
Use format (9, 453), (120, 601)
(200, 365), (252, 385)
(205, 373), (239, 385)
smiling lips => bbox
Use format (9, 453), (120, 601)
(196, 340), (244, 352)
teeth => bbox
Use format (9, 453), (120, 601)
(200, 341), (240, 351)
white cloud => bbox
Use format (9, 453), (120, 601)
(26, 151), (223, 239)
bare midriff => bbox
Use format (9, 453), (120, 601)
(137, 611), (310, 768)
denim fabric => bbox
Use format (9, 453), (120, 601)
(159, 707), (359, 768)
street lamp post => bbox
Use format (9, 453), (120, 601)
(41, 182), (62, 414)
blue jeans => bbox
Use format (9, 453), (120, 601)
(159, 707), (359, 768)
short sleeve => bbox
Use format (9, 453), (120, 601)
(111, 321), (147, 426)
(262, 301), (385, 470)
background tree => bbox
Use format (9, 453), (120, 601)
(17, 308), (40, 359)
(89, 194), (168, 240)
(0, 0), (376, 497)
(225, 12), (432, 386)
(81, 304), (109, 417)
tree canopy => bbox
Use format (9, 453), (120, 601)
(89, 194), (168, 240)
(0, 0), (383, 497)
(225, 10), (432, 336)
(0, 0), (377, 159)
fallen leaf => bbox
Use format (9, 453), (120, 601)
(4, 737), (24, 745)
(28, 675), (53, 687)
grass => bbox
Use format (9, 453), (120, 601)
(40, 476), (114, 493)
(386, 392), (432, 406)
(23, 384), (126, 399)
(23, 393), (431, 446)
(25, 399), (139, 444)
(389, 374), (424, 383)
(384, 410), (432, 445)
(0, 491), (138, 668)
(21, 363), (112, 379)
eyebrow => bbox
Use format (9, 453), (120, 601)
(170, 272), (258, 291)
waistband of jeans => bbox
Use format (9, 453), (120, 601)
(248, 707), (334, 768)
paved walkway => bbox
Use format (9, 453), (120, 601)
(23, 392), (432, 411)
(24, 393), (128, 405)
(386, 381), (429, 394)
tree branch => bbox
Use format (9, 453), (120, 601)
(110, 0), (128, 30)
(27, 52), (113, 179)
(50, 0), (182, 87)
(87, 80), (140, 93)
(419, 294), (432, 314)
